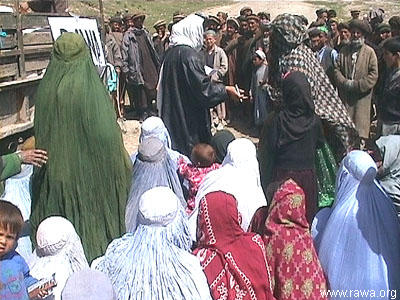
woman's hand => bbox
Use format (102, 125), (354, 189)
(19, 149), (48, 167)
(226, 86), (247, 102)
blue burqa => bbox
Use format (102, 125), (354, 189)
(313, 150), (400, 299)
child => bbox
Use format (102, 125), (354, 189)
(250, 49), (269, 132)
(0, 200), (50, 299)
(178, 144), (220, 214)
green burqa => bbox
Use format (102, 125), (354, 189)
(31, 33), (132, 261)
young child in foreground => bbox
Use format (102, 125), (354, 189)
(0, 200), (51, 299)
(178, 143), (220, 214)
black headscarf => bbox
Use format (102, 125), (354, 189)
(210, 130), (235, 163)
(277, 71), (316, 147)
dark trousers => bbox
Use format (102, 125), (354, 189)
(126, 84), (156, 116)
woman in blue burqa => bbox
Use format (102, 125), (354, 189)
(95, 186), (212, 300)
(125, 137), (186, 232)
(312, 150), (400, 298)
(130, 116), (190, 166)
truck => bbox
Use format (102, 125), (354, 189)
(0, 0), (105, 154)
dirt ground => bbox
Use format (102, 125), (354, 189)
(204, 0), (317, 23)
(121, 117), (259, 155)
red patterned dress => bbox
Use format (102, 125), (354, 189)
(193, 191), (276, 300)
(178, 158), (220, 214)
(263, 179), (327, 300)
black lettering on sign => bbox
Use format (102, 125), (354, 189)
(75, 28), (102, 65)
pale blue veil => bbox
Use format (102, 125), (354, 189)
(2, 165), (33, 262)
(313, 150), (400, 298)
(125, 137), (186, 232)
(96, 187), (211, 300)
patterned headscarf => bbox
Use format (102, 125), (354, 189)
(263, 179), (327, 300)
(268, 14), (355, 152)
(368, 8), (385, 24)
(279, 44), (354, 129)
(268, 14), (308, 75)
(269, 14), (354, 130)
(271, 13), (308, 52)
(193, 191), (275, 300)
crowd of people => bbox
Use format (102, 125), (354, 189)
(1, 3), (400, 300)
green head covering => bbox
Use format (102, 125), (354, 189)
(318, 25), (329, 35)
(53, 32), (88, 62)
(31, 33), (132, 262)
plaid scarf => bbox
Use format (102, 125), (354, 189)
(279, 44), (354, 129)
(268, 14), (356, 152)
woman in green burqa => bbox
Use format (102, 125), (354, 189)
(31, 33), (132, 261)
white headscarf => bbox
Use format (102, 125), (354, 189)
(169, 14), (205, 52)
(29, 216), (89, 300)
(188, 138), (267, 241)
(96, 187), (212, 300)
(158, 14), (204, 115)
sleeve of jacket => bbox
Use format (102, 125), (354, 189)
(146, 31), (160, 69)
(20, 254), (38, 288)
(113, 42), (123, 68)
(184, 53), (228, 109)
(121, 33), (130, 74)
(217, 47), (228, 78)
(333, 52), (348, 89)
(353, 48), (378, 93)
(224, 38), (238, 54)
(0, 153), (21, 181)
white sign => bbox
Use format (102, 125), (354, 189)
(48, 17), (106, 67)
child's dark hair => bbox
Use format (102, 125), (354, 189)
(0, 200), (24, 236)
(191, 143), (216, 167)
